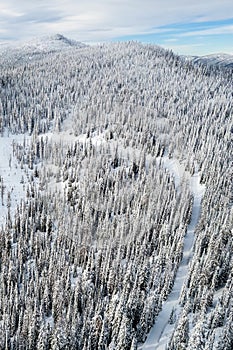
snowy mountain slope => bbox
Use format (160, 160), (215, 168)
(0, 134), (29, 225)
(0, 133), (40, 228)
(17, 33), (86, 52)
(0, 39), (232, 349)
(0, 34), (86, 65)
(186, 53), (233, 69)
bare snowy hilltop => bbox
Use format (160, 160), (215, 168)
(0, 35), (232, 350)
(0, 34), (86, 66)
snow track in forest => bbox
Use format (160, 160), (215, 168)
(140, 157), (205, 350)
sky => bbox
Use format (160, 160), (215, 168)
(0, 0), (233, 56)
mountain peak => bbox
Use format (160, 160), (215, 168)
(0, 33), (87, 65)
(23, 33), (86, 51)
(53, 33), (66, 40)
(40, 33), (86, 48)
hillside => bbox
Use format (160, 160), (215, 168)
(0, 37), (232, 349)
(0, 34), (86, 66)
(187, 52), (233, 69)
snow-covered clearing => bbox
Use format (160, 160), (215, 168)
(0, 133), (32, 225)
(140, 157), (205, 350)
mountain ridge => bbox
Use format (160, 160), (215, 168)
(0, 33), (87, 65)
(1, 33), (232, 69)
(185, 52), (233, 69)
(17, 33), (86, 51)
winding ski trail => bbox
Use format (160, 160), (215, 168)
(140, 157), (205, 350)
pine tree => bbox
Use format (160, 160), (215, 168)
(168, 309), (189, 350)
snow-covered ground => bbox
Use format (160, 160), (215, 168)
(0, 34), (86, 66)
(0, 126), (206, 350)
(0, 133), (32, 225)
(140, 157), (205, 350)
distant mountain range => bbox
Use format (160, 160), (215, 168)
(186, 53), (233, 69)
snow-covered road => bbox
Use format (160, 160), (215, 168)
(140, 157), (205, 350)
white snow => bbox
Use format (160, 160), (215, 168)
(40, 110), (106, 147)
(184, 53), (233, 68)
(159, 156), (188, 190)
(0, 133), (32, 225)
(76, 131), (106, 147)
(0, 125), (206, 350)
(0, 34), (85, 56)
(139, 158), (205, 350)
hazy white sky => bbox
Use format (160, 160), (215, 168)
(0, 0), (233, 55)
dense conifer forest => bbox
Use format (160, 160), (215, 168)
(0, 37), (232, 349)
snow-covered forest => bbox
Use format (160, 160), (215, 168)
(0, 36), (232, 349)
